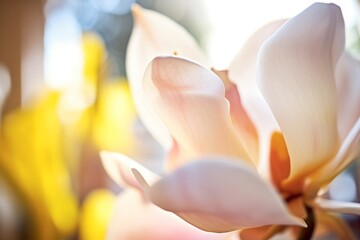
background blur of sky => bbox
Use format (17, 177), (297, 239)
(44, 0), (360, 89)
(205, 0), (358, 67)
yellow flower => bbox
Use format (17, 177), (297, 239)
(102, 3), (360, 239)
(0, 92), (78, 239)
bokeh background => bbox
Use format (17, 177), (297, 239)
(0, 0), (359, 239)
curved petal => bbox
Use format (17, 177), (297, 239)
(213, 70), (258, 164)
(257, 3), (345, 182)
(100, 151), (160, 190)
(228, 20), (286, 177)
(331, 117), (360, 177)
(312, 198), (360, 215)
(335, 52), (360, 141)
(144, 56), (252, 169)
(229, 20), (286, 87)
(305, 117), (360, 197)
(134, 158), (305, 232)
(126, 5), (207, 149)
(107, 189), (226, 240)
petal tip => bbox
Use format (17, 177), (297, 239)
(131, 3), (143, 23)
(132, 168), (150, 189)
(99, 150), (111, 160)
(99, 151), (114, 168)
(291, 216), (307, 228)
(99, 151), (124, 187)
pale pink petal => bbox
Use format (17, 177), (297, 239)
(144, 56), (252, 169)
(134, 158), (305, 232)
(100, 151), (160, 190)
(107, 189), (227, 240)
(305, 117), (360, 197)
(213, 70), (259, 164)
(229, 19), (286, 87)
(126, 5), (207, 149)
(228, 20), (286, 177)
(312, 198), (360, 215)
(257, 3), (345, 182)
(225, 83), (259, 164)
(335, 52), (360, 140)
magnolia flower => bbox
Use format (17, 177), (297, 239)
(102, 3), (360, 239)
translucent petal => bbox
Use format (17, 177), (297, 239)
(228, 20), (286, 177)
(126, 5), (207, 149)
(305, 117), (360, 197)
(213, 70), (259, 164)
(257, 3), (345, 182)
(100, 151), (159, 190)
(134, 158), (305, 232)
(144, 56), (252, 169)
(335, 52), (360, 140)
(312, 198), (360, 215)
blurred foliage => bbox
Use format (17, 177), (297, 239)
(0, 30), (136, 239)
(0, 91), (79, 239)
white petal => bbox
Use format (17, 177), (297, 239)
(312, 198), (360, 215)
(144, 56), (252, 169)
(126, 5), (207, 149)
(213, 70), (259, 164)
(305, 117), (360, 197)
(257, 3), (345, 182)
(134, 158), (305, 232)
(336, 52), (360, 140)
(228, 20), (286, 177)
(100, 151), (159, 190)
(229, 19), (286, 86)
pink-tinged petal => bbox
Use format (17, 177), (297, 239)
(126, 5), (207, 149)
(228, 20), (286, 177)
(305, 117), (360, 197)
(335, 52), (360, 141)
(107, 189), (227, 240)
(311, 198), (360, 215)
(213, 70), (259, 164)
(257, 3), (345, 182)
(134, 158), (305, 232)
(100, 151), (159, 190)
(144, 56), (252, 169)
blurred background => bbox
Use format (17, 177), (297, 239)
(0, 0), (359, 239)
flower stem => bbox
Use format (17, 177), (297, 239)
(297, 206), (315, 240)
